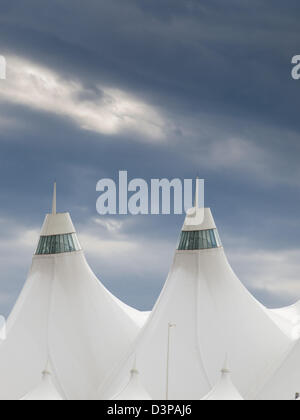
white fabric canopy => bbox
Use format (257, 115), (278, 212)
(257, 319), (300, 400)
(21, 364), (63, 401)
(2, 184), (300, 400)
(99, 208), (292, 400)
(202, 364), (244, 401)
(112, 363), (152, 400)
(0, 204), (148, 400)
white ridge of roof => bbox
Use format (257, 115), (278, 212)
(257, 304), (300, 400)
(109, 292), (151, 328)
(267, 302), (300, 340)
(40, 212), (76, 236)
(112, 360), (152, 401)
(182, 207), (216, 232)
(21, 363), (63, 401)
(202, 360), (244, 401)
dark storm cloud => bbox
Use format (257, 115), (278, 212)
(0, 0), (299, 128)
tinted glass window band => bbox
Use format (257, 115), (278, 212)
(178, 229), (221, 251)
(35, 233), (81, 255)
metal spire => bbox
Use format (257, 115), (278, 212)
(194, 177), (199, 209)
(52, 182), (57, 215)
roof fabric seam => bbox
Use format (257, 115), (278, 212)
(250, 340), (299, 400)
(47, 256), (68, 400)
(195, 252), (214, 390)
(95, 254), (179, 399)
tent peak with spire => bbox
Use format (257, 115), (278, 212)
(202, 359), (244, 401)
(0, 183), (148, 400)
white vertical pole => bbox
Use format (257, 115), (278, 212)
(52, 182), (57, 215)
(194, 177), (199, 209)
(166, 322), (176, 400)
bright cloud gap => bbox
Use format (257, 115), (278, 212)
(0, 56), (167, 141)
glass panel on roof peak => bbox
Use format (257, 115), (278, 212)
(178, 229), (221, 251)
(35, 233), (81, 255)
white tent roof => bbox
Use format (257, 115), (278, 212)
(2, 182), (300, 401)
(182, 207), (216, 231)
(40, 213), (76, 236)
(202, 362), (244, 401)
(112, 361), (152, 401)
(0, 185), (148, 400)
(256, 311), (300, 400)
(21, 363), (63, 401)
(99, 204), (292, 400)
(268, 301), (300, 340)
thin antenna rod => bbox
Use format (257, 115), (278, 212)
(52, 182), (57, 215)
(166, 322), (176, 400)
(194, 177), (199, 208)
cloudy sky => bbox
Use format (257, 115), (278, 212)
(0, 0), (299, 316)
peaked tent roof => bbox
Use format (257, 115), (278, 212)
(268, 301), (300, 340)
(0, 185), (148, 400)
(202, 361), (244, 401)
(257, 316), (300, 400)
(99, 191), (292, 400)
(21, 363), (63, 401)
(112, 359), (152, 401)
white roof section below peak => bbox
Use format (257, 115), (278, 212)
(182, 207), (216, 232)
(202, 365), (244, 401)
(109, 291), (151, 328)
(21, 368), (64, 401)
(270, 300), (300, 325)
(0, 185), (146, 401)
(112, 365), (152, 401)
(267, 301), (300, 340)
(40, 213), (76, 236)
